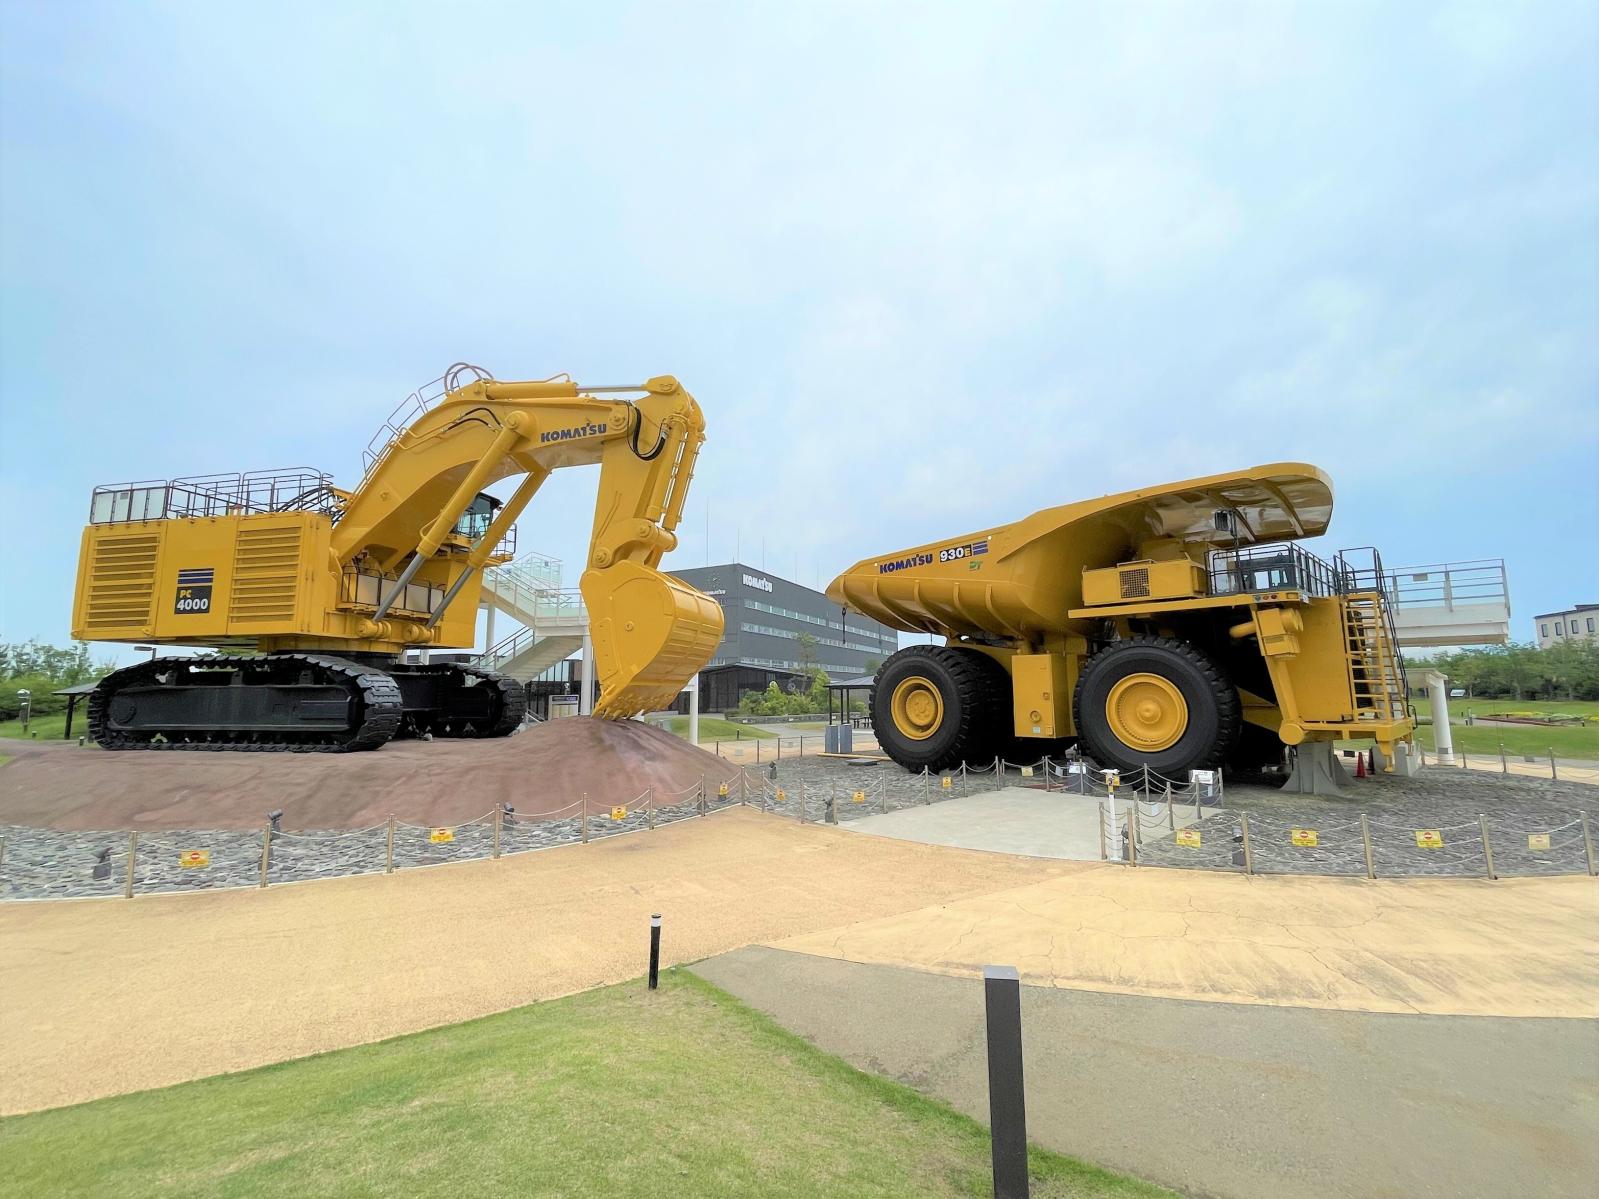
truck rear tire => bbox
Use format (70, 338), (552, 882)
(1073, 637), (1239, 776)
(871, 645), (1009, 773)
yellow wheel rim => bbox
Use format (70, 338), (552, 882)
(890, 676), (944, 741)
(1105, 672), (1188, 753)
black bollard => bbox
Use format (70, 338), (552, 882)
(267, 809), (283, 834)
(648, 913), (662, 990)
(983, 965), (1029, 1198)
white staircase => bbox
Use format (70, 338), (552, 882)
(473, 553), (589, 682)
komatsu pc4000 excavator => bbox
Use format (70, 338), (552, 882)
(71, 367), (723, 751)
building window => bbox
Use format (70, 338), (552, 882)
(1556, 623), (1564, 636)
(1541, 623), (1549, 637)
(1589, 617), (1596, 633)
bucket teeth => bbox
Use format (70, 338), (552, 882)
(581, 563), (723, 718)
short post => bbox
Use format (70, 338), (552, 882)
(581, 793), (590, 843)
(697, 783), (707, 817)
(647, 788), (656, 830)
(1127, 811), (1138, 867)
(756, 740), (762, 764)
(826, 785), (837, 825)
(982, 965), (1030, 1199)
(1478, 814), (1495, 880)
(493, 807), (503, 859)
(1499, 740), (1508, 774)
(124, 831), (138, 899)
(1097, 802), (1107, 861)
(1550, 749), (1558, 781)
(385, 816), (396, 874)
(0, 835), (6, 881)
(648, 913), (662, 989)
(1165, 781), (1174, 831)
(995, 756), (1003, 791)
(1240, 813), (1254, 876)
(923, 767), (931, 805)
(1360, 812), (1375, 879)
(1041, 757), (1051, 793)
(777, 739), (782, 763)
(258, 823), (272, 888)
(1581, 813), (1596, 877)
(1218, 767), (1225, 799)
(1194, 783), (1201, 820)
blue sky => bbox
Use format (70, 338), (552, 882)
(2, 0), (1595, 658)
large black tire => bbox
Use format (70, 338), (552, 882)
(871, 645), (1010, 773)
(1072, 637), (1239, 776)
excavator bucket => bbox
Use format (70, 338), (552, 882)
(581, 562), (724, 718)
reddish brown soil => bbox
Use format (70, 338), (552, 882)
(0, 719), (739, 830)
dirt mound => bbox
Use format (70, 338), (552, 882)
(0, 719), (740, 831)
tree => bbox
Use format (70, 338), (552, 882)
(794, 632), (819, 675)
(0, 639), (116, 720)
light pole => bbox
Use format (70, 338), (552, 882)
(16, 688), (30, 733)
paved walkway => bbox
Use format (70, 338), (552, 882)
(0, 808), (1069, 1115)
(840, 786), (1195, 860)
(771, 866), (1599, 1016)
(693, 948), (1599, 1199)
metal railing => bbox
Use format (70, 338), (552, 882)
(360, 363), (495, 478)
(1379, 559), (1509, 612)
(1208, 542), (1342, 598)
(89, 469), (339, 524)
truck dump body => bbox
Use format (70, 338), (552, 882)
(827, 463), (1333, 640)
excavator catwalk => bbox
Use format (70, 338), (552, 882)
(71, 367), (723, 751)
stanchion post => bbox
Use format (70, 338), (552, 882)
(923, 767), (931, 805)
(1127, 810), (1138, 867)
(385, 816), (395, 874)
(258, 823), (271, 888)
(0, 835), (6, 882)
(1550, 749), (1558, 781)
(648, 913), (662, 990)
(982, 965), (1030, 1199)
(1478, 814), (1495, 880)
(1581, 812), (1596, 877)
(1097, 802), (1106, 861)
(124, 831), (137, 899)
(1499, 741), (1508, 774)
(1218, 767), (1225, 799)
(994, 756), (1003, 791)
(580, 793), (590, 843)
(648, 788), (656, 830)
(1240, 813), (1254, 876)
(1165, 782), (1174, 831)
(1360, 813), (1375, 879)
(493, 808), (503, 860)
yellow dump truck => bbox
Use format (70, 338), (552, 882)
(71, 367), (722, 751)
(827, 464), (1413, 790)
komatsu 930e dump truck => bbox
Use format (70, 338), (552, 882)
(827, 464), (1413, 787)
(71, 366), (722, 751)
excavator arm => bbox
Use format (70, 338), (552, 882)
(333, 373), (722, 717)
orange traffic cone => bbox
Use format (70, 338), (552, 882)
(1355, 753), (1367, 779)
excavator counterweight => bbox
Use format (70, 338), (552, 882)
(71, 368), (723, 750)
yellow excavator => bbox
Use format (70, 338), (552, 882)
(71, 366), (723, 750)
(828, 464), (1415, 792)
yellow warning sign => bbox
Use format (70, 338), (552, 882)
(610, 806), (627, 822)
(1527, 833), (1551, 851)
(1020, 766), (1034, 778)
(179, 849), (209, 869)
(1414, 829), (1443, 849)
(775, 788), (786, 803)
(941, 776), (953, 790)
(1175, 828), (1201, 849)
(718, 782), (729, 798)
(1290, 828), (1319, 847)
(428, 827), (455, 844)
(852, 790), (865, 804)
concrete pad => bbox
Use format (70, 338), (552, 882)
(693, 946), (1599, 1199)
(772, 866), (1599, 1017)
(840, 785), (1200, 860)
(0, 807), (1073, 1114)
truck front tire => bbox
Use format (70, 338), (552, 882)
(1073, 636), (1239, 776)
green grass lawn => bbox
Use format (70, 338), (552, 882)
(0, 713), (73, 742)
(663, 715), (776, 741)
(1407, 696), (1599, 722)
(1392, 697), (1599, 761)
(0, 972), (1168, 1199)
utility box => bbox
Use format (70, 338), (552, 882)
(826, 724), (854, 754)
(1081, 559), (1206, 607)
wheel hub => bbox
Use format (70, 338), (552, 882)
(890, 676), (944, 741)
(1105, 672), (1188, 753)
